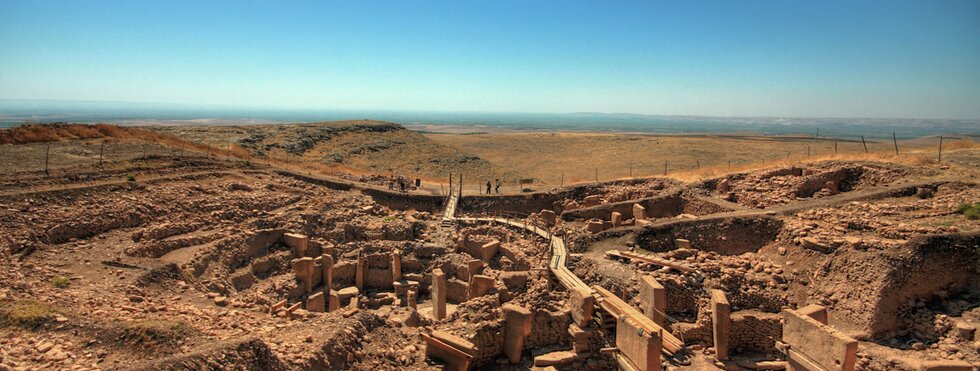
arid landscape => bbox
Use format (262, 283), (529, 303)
(1, 121), (978, 370)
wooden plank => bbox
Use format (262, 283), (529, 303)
(614, 352), (642, 371)
(594, 285), (684, 354)
(609, 250), (696, 273)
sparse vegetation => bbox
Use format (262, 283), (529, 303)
(116, 320), (195, 349)
(127, 174), (136, 182)
(179, 269), (196, 284)
(955, 202), (980, 220)
(51, 275), (71, 288)
(0, 300), (55, 329)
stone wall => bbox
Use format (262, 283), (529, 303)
(635, 216), (783, 255)
(525, 310), (571, 349)
(730, 311), (781, 354)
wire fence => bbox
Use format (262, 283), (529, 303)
(0, 139), (250, 178)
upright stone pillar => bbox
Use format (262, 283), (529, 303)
(502, 304), (532, 364)
(407, 288), (418, 309)
(633, 203), (647, 221)
(321, 255), (334, 292)
(392, 249), (402, 282)
(465, 259), (484, 281)
(307, 292), (325, 312)
(432, 268), (447, 320)
(291, 257), (315, 293)
(328, 289), (340, 312)
(616, 316), (662, 371)
(569, 287), (595, 327)
(639, 276), (666, 327)
(710, 289), (731, 361)
(355, 254), (365, 290)
(611, 211), (623, 227)
(284, 233), (309, 258)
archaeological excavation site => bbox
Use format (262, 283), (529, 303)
(1, 146), (978, 371)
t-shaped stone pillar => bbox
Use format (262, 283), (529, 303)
(355, 254), (365, 290)
(710, 289), (731, 361)
(407, 288), (418, 309)
(616, 316), (662, 371)
(392, 249), (402, 282)
(502, 303), (532, 364)
(431, 268), (447, 320)
(568, 286), (595, 328)
(321, 254), (334, 293)
(633, 203), (647, 221)
(328, 289), (340, 312)
(639, 276), (666, 327)
(611, 211), (623, 227)
(283, 233), (309, 258)
(291, 257), (315, 293)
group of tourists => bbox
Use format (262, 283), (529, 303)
(485, 179), (501, 194)
(388, 175), (420, 192)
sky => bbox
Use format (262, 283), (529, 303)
(1, 0), (979, 119)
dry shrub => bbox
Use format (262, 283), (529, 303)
(942, 139), (979, 151)
(0, 300), (55, 329)
(667, 149), (943, 183)
(229, 144), (250, 159)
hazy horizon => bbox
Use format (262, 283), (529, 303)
(2, 98), (977, 140)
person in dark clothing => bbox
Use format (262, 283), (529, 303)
(494, 179), (500, 194)
(486, 180), (492, 194)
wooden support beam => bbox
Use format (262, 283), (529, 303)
(606, 250), (696, 273)
(594, 285), (684, 355)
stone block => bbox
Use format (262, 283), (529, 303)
(291, 257), (315, 293)
(424, 331), (473, 371)
(568, 287), (595, 327)
(616, 315), (661, 371)
(583, 195), (603, 207)
(337, 286), (359, 308)
(307, 292), (324, 312)
(447, 278), (470, 303)
(283, 233), (308, 257)
(469, 274), (495, 299)
(639, 276), (666, 327)
(466, 259), (484, 281)
(540, 209), (557, 225)
(500, 271), (530, 291)
(502, 303), (532, 364)
(480, 240), (500, 261)
(674, 239), (692, 249)
(711, 289), (730, 361)
(586, 220), (606, 233)
(782, 308), (857, 371)
(568, 323), (592, 353)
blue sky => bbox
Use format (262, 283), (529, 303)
(1, 0), (979, 119)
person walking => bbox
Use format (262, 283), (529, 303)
(494, 179), (500, 194)
(485, 180), (492, 194)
